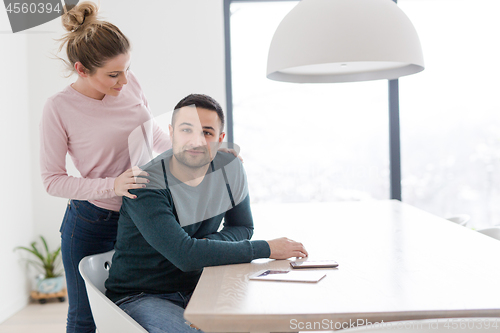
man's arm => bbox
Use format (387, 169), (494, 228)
(203, 195), (254, 242)
(122, 188), (270, 272)
(202, 154), (254, 241)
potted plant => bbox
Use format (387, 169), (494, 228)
(15, 236), (65, 300)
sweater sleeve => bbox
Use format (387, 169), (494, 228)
(39, 99), (117, 200)
(204, 197), (255, 242)
(122, 188), (270, 272)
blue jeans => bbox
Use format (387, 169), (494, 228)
(116, 292), (203, 333)
(60, 199), (119, 333)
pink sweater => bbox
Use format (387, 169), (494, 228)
(40, 71), (171, 211)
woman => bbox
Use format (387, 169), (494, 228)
(40, 2), (235, 332)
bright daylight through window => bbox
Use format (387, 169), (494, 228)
(230, 1), (389, 204)
(230, 0), (500, 229)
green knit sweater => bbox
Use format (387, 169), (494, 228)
(105, 151), (271, 303)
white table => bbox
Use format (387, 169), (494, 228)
(184, 200), (500, 332)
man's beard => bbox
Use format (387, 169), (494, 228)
(173, 145), (212, 169)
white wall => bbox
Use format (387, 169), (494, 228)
(0, 12), (36, 323)
(1, 0), (225, 323)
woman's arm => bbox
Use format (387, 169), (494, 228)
(39, 98), (151, 200)
(39, 99), (119, 200)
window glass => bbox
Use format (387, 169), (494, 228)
(399, 0), (500, 228)
(230, 1), (390, 204)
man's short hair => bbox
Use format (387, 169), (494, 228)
(172, 94), (225, 132)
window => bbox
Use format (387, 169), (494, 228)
(228, 0), (500, 229)
(229, 1), (390, 204)
(399, 0), (500, 228)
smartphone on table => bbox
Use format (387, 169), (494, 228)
(290, 260), (338, 269)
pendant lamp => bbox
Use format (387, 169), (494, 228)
(267, 0), (424, 83)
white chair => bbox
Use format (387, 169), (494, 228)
(337, 318), (500, 333)
(446, 214), (470, 227)
(78, 250), (147, 333)
(477, 227), (500, 241)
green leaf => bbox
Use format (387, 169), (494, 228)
(15, 246), (43, 262)
(29, 242), (45, 262)
(26, 259), (45, 271)
(40, 236), (50, 258)
(49, 247), (61, 266)
(14, 236), (63, 278)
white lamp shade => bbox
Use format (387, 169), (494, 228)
(267, 0), (424, 83)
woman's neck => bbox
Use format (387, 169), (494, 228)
(71, 77), (105, 100)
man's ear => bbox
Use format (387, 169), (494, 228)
(74, 62), (89, 78)
(168, 124), (174, 143)
(218, 132), (225, 145)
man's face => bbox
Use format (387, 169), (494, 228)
(169, 106), (225, 169)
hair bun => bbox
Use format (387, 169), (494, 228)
(62, 1), (99, 32)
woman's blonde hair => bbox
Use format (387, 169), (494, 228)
(57, 1), (130, 75)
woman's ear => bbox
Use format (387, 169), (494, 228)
(74, 62), (89, 77)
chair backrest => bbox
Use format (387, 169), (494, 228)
(446, 214), (470, 226)
(78, 250), (148, 333)
(477, 227), (500, 241)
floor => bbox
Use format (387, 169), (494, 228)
(0, 299), (67, 333)
(0, 299), (320, 333)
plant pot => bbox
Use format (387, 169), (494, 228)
(36, 276), (64, 294)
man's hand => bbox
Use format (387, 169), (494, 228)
(267, 237), (308, 259)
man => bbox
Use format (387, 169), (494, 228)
(105, 94), (308, 333)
